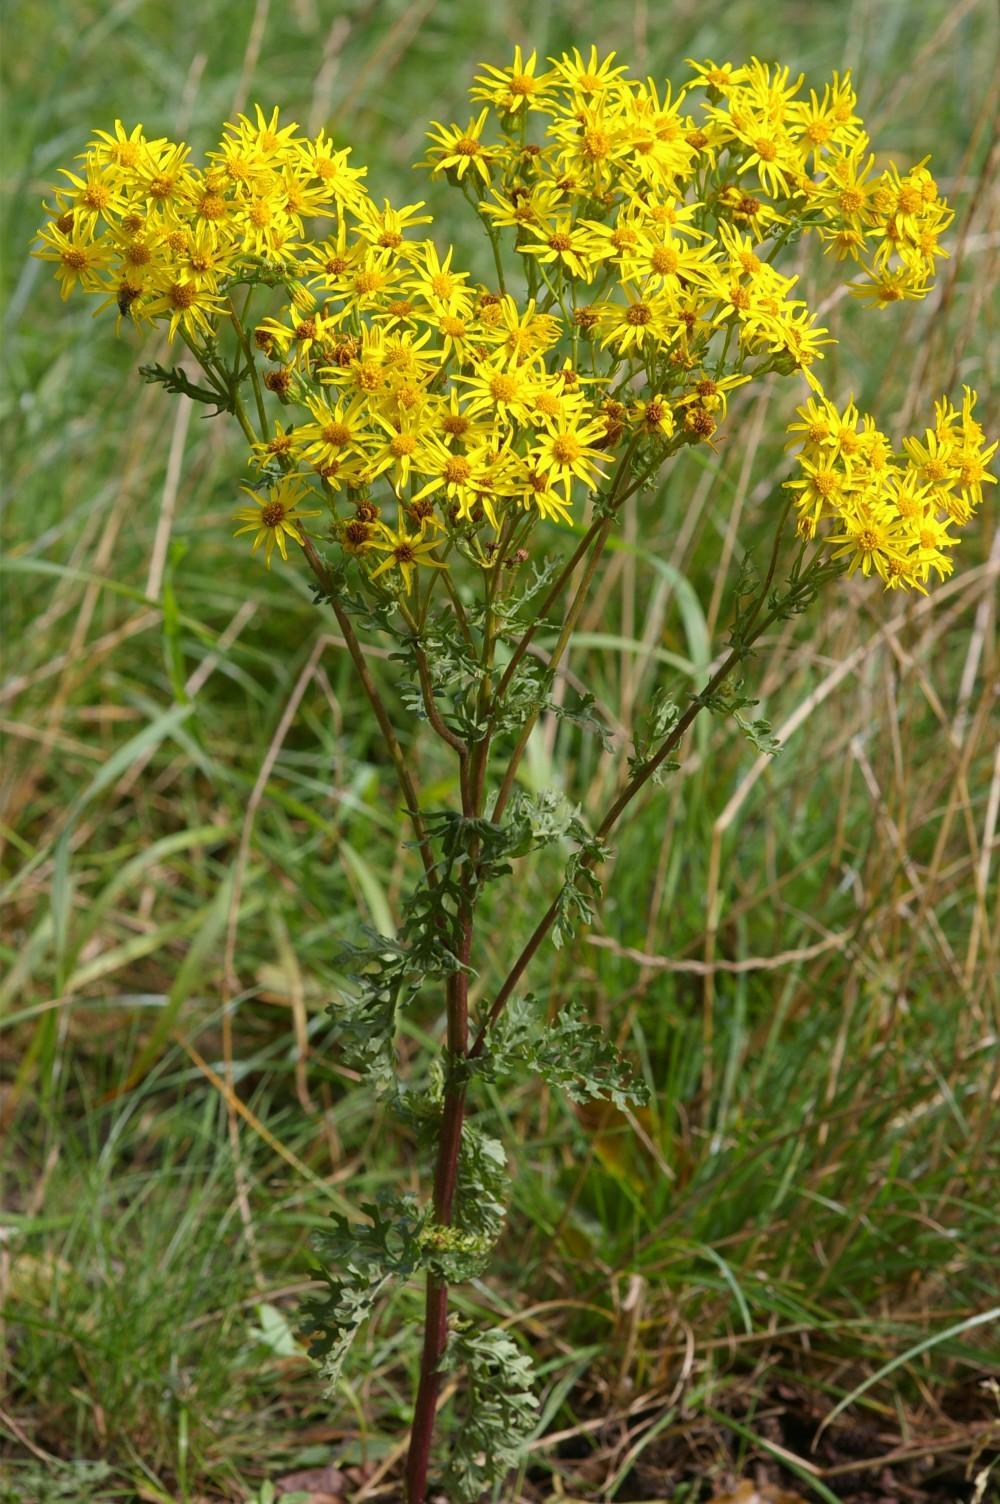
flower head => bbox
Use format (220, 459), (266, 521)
(233, 477), (322, 567)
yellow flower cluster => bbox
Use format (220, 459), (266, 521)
(33, 51), (991, 591)
(32, 108), (364, 332)
(786, 389), (996, 591)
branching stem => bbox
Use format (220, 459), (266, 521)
(471, 518), (807, 1057)
(300, 533), (437, 881)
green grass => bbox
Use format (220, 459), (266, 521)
(2, 1), (999, 1501)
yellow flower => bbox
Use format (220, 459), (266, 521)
(87, 120), (162, 179)
(849, 263), (931, 308)
(528, 375), (591, 432)
(145, 277), (226, 341)
(596, 287), (675, 354)
(827, 503), (914, 585)
(300, 130), (369, 210)
(410, 440), (514, 525)
(789, 75), (864, 160)
(813, 144), (878, 226)
(910, 511), (959, 582)
(954, 443), (998, 509)
(424, 108), (493, 187)
(743, 299), (832, 391)
(35, 68), (990, 606)
(477, 296), (561, 361)
(620, 82), (698, 188)
(368, 512), (447, 592)
(275, 166), (337, 231)
(433, 389), (494, 449)
(259, 304), (341, 369)
(518, 216), (599, 282)
(224, 104), (305, 167)
(583, 207), (647, 267)
(250, 421), (304, 470)
(171, 222), (240, 288)
(480, 183), (564, 233)
(233, 477), (322, 568)
(511, 460), (574, 524)
(685, 59), (750, 96)
(631, 394), (676, 440)
(740, 58), (805, 121)
(714, 184), (789, 232)
(675, 372), (751, 420)
(53, 156), (128, 231)
(135, 141), (198, 210)
(471, 48), (557, 116)
(33, 221), (113, 298)
(405, 243), (473, 314)
(233, 185), (295, 257)
(366, 416), (435, 494)
(528, 415), (609, 495)
(354, 198), (433, 251)
(733, 119), (804, 199)
(298, 394), (374, 469)
(900, 427), (958, 489)
(785, 394), (839, 451)
(455, 355), (539, 428)
(550, 106), (631, 188)
(716, 222), (766, 279)
(784, 454), (855, 530)
(205, 135), (270, 198)
(339, 248), (407, 307)
(619, 227), (717, 293)
(548, 46), (629, 103)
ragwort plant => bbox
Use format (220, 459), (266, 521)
(34, 46), (996, 1502)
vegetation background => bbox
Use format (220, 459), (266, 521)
(2, 1), (997, 1500)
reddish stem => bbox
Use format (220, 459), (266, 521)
(404, 924), (471, 1502)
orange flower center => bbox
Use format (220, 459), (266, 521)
(444, 457), (471, 483)
(651, 246), (679, 275)
(198, 193), (227, 220)
(489, 374), (518, 402)
(551, 436), (581, 463)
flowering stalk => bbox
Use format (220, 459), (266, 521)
(34, 46), (994, 1502)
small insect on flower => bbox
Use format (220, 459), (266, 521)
(233, 476), (322, 568)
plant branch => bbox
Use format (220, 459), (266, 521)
(410, 634), (474, 816)
(300, 533), (437, 881)
(470, 532), (808, 1057)
(491, 432), (656, 713)
(228, 292), (268, 437)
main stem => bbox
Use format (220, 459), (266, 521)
(404, 526), (516, 1498)
(405, 909), (472, 1503)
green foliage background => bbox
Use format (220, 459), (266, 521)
(2, 1), (997, 1499)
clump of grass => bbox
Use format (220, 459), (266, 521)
(7, 1088), (266, 1491)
